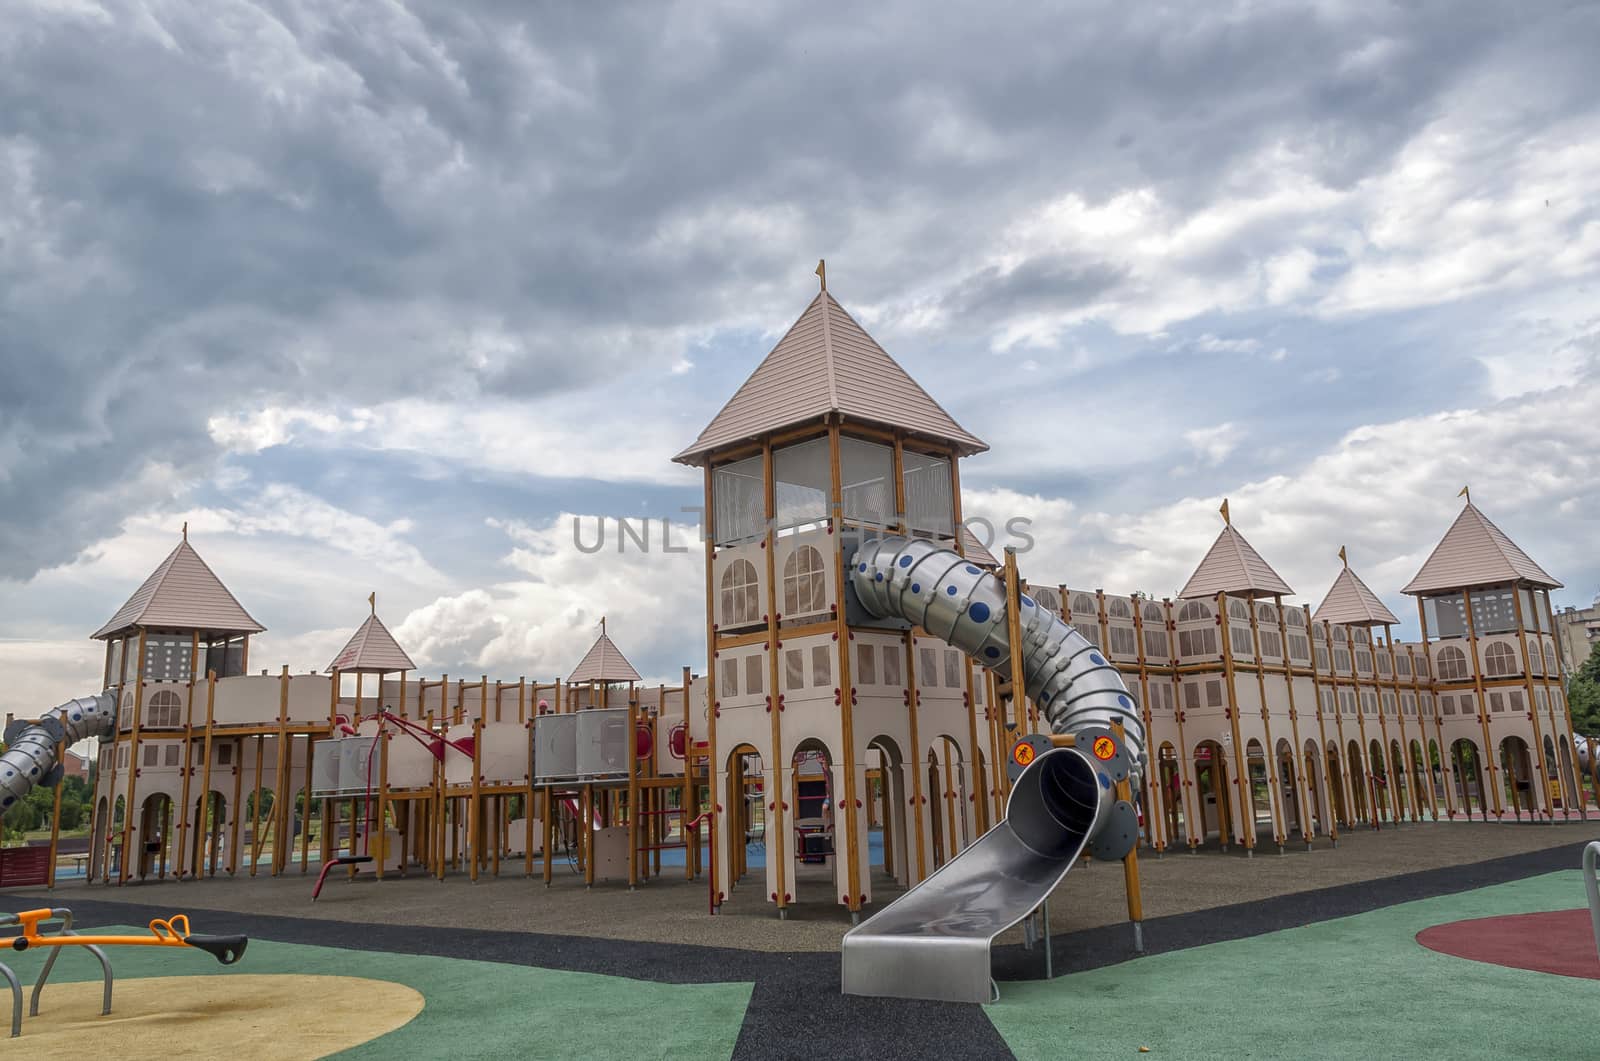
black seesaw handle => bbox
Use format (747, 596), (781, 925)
(184, 934), (249, 964)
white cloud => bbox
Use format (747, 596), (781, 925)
(1183, 422), (1243, 466)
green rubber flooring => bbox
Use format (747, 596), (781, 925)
(4, 927), (753, 1059)
(989, 869), (1595, 1060)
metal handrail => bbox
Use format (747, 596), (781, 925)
(1585, 841), (1600, 966)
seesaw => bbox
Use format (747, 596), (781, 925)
(1, 907), (248, 1038)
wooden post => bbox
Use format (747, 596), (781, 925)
(249, 735), (265, 876)
(760, 439), (789, 912)
(176, 629), (199, 878)
(826, 420), (864, 914)
(1458, 589), (1505, 817)
(228, 737), (244, 875)
(1245, 600), (1287, 851)
(1509, 588), (1553, 821)
(199, 672), (217, 875)
(118, 628), (149, 884)
(1304, 612), (1339, 843)
(682, 666), (695, 881)
(273, 665), (290, 874)
(46, 739), (65, 889)
(1215, 594), (1253, 852)
(468, 717), (482, 882)
(702, 466), (723, 903)
(627, 692), (639, 888)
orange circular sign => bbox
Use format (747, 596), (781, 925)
(1012, 742), (1036, 767)
(1092, 736), (1117, 761)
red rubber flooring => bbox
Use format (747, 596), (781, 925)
(1417, 910), (1600, 980)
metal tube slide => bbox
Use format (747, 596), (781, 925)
(848, 536), (1144, 775)
(841, 537), (1145, 1003)
(0, 693), (118, 813)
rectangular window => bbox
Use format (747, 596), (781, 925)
(217, 743), (233, 765)
(1143, 629), (1169, 659)
(1110, 626), (1137, 656)
(745, 655), (764, 696)
(117, 745), (128, 769)
(1468, 588), (1517, 634)
(165, 744), (181, 767)
(901, 450), (953, 537)
(721, 661), (739, 698)
(919, 647), (938, 687)
(773, 438), (831, 531)
(1314, 646), (1331, 671)
(1382, 693), (1396, 715)
(1259, 630), (1282, 658)
(1489, 692), (1505, 713)
(1355, 650), (1372, 675)
(785, 650), (804, 691)
(1396, 655), (1412, 677)
(1073, 622), (1102, 649)
(1159, 684), (1175, 711)
(1376, 654), (1391, 676)
(840, 437), (894, 525)
(142, 744), (158, 767)
(712, 456), (764, 546)
(1459, 694), (1475, 716)
(1183, 683), (1199, 710)
(1334, 649), (1351, 671)
(944, 651), (961, 688)
(1507, 690), (1524, 712)
(856, 644), (877, 685)
(1231, 627), (1253, 654)
(811, 646), (831, 687)
(1206, 680), (1223, 708)
(882, 646), (901, 686)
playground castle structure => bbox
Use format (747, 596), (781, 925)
(4, 269), (1594, 911)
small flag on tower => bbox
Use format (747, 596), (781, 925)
(1458, 484), (1471, 503)
(368, 591), (376, 615)
(1338, 545), (1347, 567)
(815, 259), (826, 291)
(1219, 498), (1231, 525)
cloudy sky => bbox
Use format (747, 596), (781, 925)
(3, 1), (1598, 715)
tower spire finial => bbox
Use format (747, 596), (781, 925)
(1339, 544), (1348, 568)
(368, 591), (376, 615)
(1458, 484), (1471, 505)
(182, 520), (188, 541)
(815, 258), (826, 292)
(1219, 498), (1231, 526)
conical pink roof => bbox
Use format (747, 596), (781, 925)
(1179, 525), (1293, 600)
(328, 612), (415, 673)
(673, 290), (986, 463)
(1313, 565), (1399, 626)
(94, 537), (264, 639)
(1402, 502), (1560, 594)
(567, 632), (642, 684)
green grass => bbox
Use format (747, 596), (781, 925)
(988, 870), (1594, 1060)
(5, 927), (754, 1060)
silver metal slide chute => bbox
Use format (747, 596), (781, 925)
(1, 693), (118, 813)
(841, 536), (1145, 1003)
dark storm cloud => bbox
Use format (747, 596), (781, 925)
(2, 0), (1595, 579)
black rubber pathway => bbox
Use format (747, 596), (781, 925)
(5, 840), (1588, 1061)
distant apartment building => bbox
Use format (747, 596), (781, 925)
(1556, 595), (1600, 674)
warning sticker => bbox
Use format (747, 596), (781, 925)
(1012, 742), (1036, 767)
(1092, 736), (1117, 761)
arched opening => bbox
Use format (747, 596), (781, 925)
(1275, 738), (1300, 837)
(1157, 742), (1185, 847)
(1192, 740), (1233, 850)
(866, 735), (908, 886)
(928, 734), (968, 867)
(1408, 740), (1431, 821)
(1346, 740), (1369, 824)
(1302, 740), (1325, 838)
(1388, 740), (1408, 822)
(1427, 739), (1444, 817)
(723, 744), (764, 891)
(1451, 739), (1486, 820)
(1498, 735), (1535, 820)
(1556, 737), (1579, 816)
(107, 796), (127, 881)
(1367, 739), (1390, 823)
(1325, 746), (1349, 829)
(135, 793), (174, 880)
(790, 738), (835, 902)
(1245, 738), (1270, 845)
(89, 796), (110, 880)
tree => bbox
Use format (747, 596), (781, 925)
(1568, 649), (1600, 734)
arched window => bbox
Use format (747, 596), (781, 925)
(720, 560), (760, 626)
(1484, 641), (1517, 677)
(1072, 593), (1095, 616)
(1286, 609), (1306, 628)
(1108, 598), (1131, 619)
(1256, 603), (1277, 624)
(1228, 599), (1250, 620)
(1178, 601), (1211, 622)
(1143, 602), (1164, 624)
(1437, 645), (1469, 681)
(783, 546), (827, 617)
(147, 689), (183, 728)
